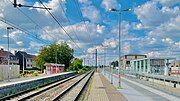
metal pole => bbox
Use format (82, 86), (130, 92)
(23, 52), (24, 74)
(7, 29), (10, 82)
(95, 49), (97, 72)
(103, 48), (105, 75)
(104, 48), (106, 75)
(117, 12), (122, 88)
(84, 58), (85, 67)
(56, 45), (58, 73)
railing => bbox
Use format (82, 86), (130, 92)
(100, 68), (180, 98)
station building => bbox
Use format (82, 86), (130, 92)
(44, 63), (65, 75)
(130, 58), (166, 75)
(120, 54), (147, 70)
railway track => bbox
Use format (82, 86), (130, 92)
(3, 70), (94, 101)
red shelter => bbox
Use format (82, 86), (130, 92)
(44, 63), (64, 75)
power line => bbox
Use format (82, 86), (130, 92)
(0, 17), (50, 44)
(38, 0), (85, 55)
(58, 0), (81, 46)
(74, 0), (94, 47)
(7, 0), (56, 42)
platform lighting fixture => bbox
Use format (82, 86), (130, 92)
(109, 8), (131, 89)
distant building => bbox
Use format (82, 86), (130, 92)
(169, 60), (180, 74)
(0, 48), (19, 65)
(130, 58), (166, 75)
(44, 63), (64, 75)
(15, 51), (37, 69)
(120, 54), (147, 70)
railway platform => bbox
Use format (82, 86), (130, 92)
(0, 72), (75, 88)
(0, 72), (77, 99)
(84, 72), (127, 101)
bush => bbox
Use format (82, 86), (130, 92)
(78, 67), (91, 73)
(32, 71), (39, 77)
(78, 69), (86, 73)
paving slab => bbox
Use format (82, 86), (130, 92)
(84, 72), (127, 101)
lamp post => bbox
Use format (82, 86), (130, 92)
(103, 46), (108, 75)
(7, 27), (14, 82)
(109, 8), (131, 88)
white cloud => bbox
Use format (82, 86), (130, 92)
(40, 21), (106, 51)
(122, 42), (131, 55)
(161, 38), (174, 45)
(16, 41), (23, 46)
(121, 21), (131, 36)
(133, 23), (148, 30)
(159, 0), (180, 6)
(149, 37), (157, 44)
(134, 1), (180, 29)
(102, 38), (117, 48)
(145, 51), (161, 58)
(101, 0), (119, 11)
(96, 24), (105, 34)
(134, 23), (143, 30)
(174, 42), (180, 49)
(81, 5), (101, 22)
(33, 0), (66, 17)
(147, 15), (180, 39)
(78, 0), (92, 5)
(110, 21), (131, 36)
(87, 47), (96, 53)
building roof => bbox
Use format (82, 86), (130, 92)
(16, 51), (37, 59)
(131, 57), (175, 61)
(0, 51), (15, 57)
(44, 63), (65, 67)
(124, 54), (147, 56)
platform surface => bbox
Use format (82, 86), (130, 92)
(84, 72), (127, 101)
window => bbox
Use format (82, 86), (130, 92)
(126, 61), (130, 64)
(141, 60), (143, 67)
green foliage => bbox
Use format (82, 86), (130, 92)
(111, 61), (118, 67)
(35, 43), (73, 71)
(32, 72), (39, 77)
(78, 69), (85, 73)
(78, 66), (91, 73)
(69, 58), (83, 71)
(11, 90), (16, 95)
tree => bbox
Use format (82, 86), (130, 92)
(35, 42), (73, 71)
(111, 60), (118, 67)
(69, 58), (83, 71)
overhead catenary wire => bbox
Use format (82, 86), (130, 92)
(38, 0), (85, 55)
(0, 17), (50, 45)
(74, 0), (94, 47)
(57, 0), (81, 46)
(7, 0), (56, 42)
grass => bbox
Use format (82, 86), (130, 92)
(116, 86), (123, 89)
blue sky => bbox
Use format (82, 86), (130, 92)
(0, 0), (180, 65)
